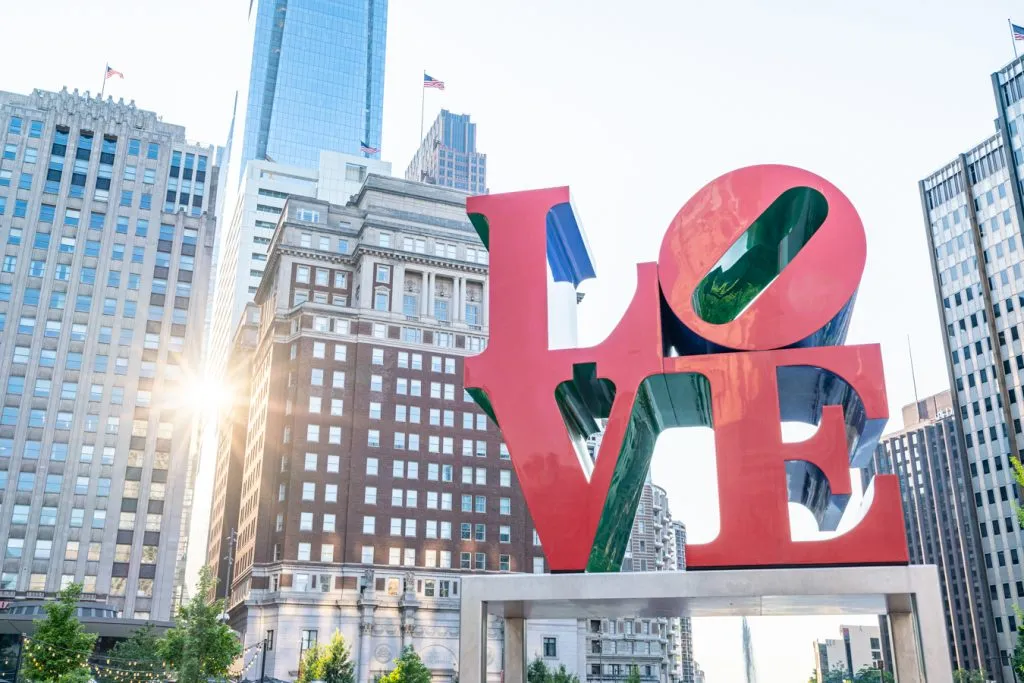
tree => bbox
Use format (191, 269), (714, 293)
(378, 647), (431, 683)
(527, 658), (550, 683)
(550, 664), (579, 683)
(159, 566), (241, 683)
(297, 631), (355, 683)
(96, 626), (161, 683)
(953, 670), (986, 683)
(819, 665), (848, 683)
(1012, 458), (1024, 681)
(21, 583), (97, 683)
(852, 667), (894, 682)
(624, 665), (641, 683)
(96, 625), (165, 683)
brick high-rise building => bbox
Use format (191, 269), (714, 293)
(212, 175), (536, 681)
(863, 391), (997, 676)
(0, 87), (218, 622)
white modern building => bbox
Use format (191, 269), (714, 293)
(812, 625), (883, 681)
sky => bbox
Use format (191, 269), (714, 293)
(5, 0), (1024, 680)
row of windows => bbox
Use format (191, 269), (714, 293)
(362, 430), (504, 457)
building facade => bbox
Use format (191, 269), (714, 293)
(232, 0), (388, 174)
(206, 302), (261, 598)
(919, 54), (1024, 681)
(812, 625), (883, 681)
(0, 88), (218, 621)
(404, 110), (487, 194)
(863, 391), (998, 675)
(210, 175), (534, 681)
(668, 520), (695, 683)
(196, 152), (392, 587)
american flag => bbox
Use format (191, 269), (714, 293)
(360, 141), (379, 154)
(423, 74), (445, 90)
(105, 64), (124, 80)
(1014, 22), (1024, 40)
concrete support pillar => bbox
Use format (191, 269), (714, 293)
(459, 597), (487, 683)
(504, 618), (525, 683)
(889, 611), (923, 683)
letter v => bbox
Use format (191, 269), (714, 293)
(465, 188), (663, 572)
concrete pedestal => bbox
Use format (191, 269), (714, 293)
(458, 566), (951, 683)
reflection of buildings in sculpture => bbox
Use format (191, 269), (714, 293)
(741, 618), (756, 683)
(812, 625), (882, 682)
(919, 53), (1024, 682)
(862, 390), (997, 676)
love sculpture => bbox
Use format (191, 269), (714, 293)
(464, 165), (909, 573)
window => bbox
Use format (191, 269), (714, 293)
(543, 638), (557, 658)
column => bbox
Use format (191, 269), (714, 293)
(422, 272), (431, 316)
(358, 617), (375, 683)
(503, 618), (525, 683)
(481, 279), (489, 327)
(426, 272), (436, 318)
(359, 260), (374, 310)
(457, 277), (466, 322)
(391, 264), (405, 314)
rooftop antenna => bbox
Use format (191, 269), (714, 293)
(907, 334), (920, 404)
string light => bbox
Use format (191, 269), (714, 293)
(19, 634), (264, 683)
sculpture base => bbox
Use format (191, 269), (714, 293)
(458, 565), (950, 683)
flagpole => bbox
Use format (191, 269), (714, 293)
(419, 70), (426, 144)
(100, 64), (107, 100)
(1011, 19), (1019, 60)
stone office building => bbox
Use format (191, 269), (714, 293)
(210, 175), (541, 681)
(0, 88), (218, 623)
(863, 391), (998, 676)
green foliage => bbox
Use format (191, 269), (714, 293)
(378, 647), (431, 683)
(158, 566), (241, 683)
(952, 669), (987, 683)
(819, 665), (848, 683)
(550, 664), (579, 683)
(852, 667), (894, 682)
(524, 659), (578, 683)
(297, 631), (355, 683)
(1013, 607), (1024, 682)
(527, 658), (550, 683)
(96, 625), (165, 683)
(21, 583), (98, 683)
(624, 665), (641, 683)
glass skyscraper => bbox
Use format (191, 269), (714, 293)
(405, 110), (488, 194)
(235, 0), (387, 174)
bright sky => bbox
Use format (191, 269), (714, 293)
(6, 0), (1023, 680)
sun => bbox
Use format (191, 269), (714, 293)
(160, 367), (234, 417)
